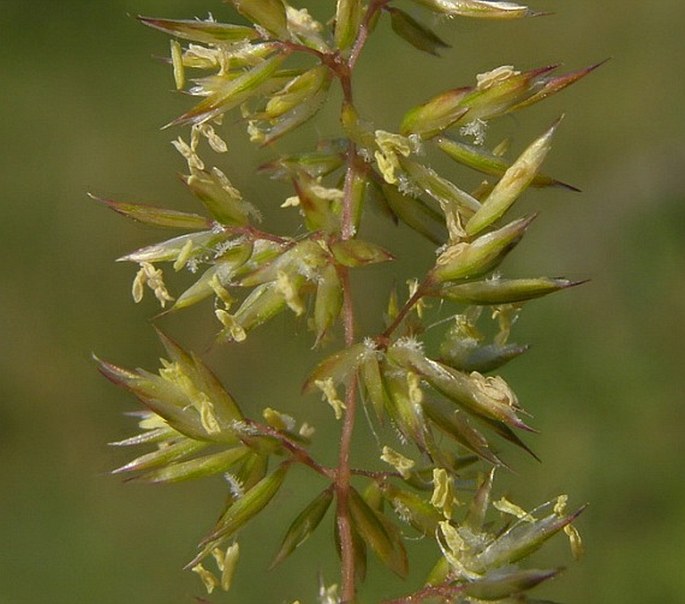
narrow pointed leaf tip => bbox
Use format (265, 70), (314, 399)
(387, 343), (535, 435)
(188, 463), (290, 567)
(474, 504), (586, 571)
(438, 277), (585, 305)
(422, 397), (506, 466)
(349, 487), (409, 577)
(463, 567), (564, 600)
(137, 16), (258, 44)
(388, 8), (451, 56)
(95, 332), (244, 443)
(269, 487), (333, 568)
(111, 438), (207, 475)
(90, 194), (212, 230)
(166, 52), (287, 128)
(401, 62), (597, 139)
(508, 60), (609, 113)
(431, 214), (536, 283)
(409, 0), (539, 20)
(133, 448), (251, 484)
(466, 118), (561, 235)
(435, 135), (580, 191)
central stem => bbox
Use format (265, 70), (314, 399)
(333, 4), (390, 598)
(336, 144), (360, 603)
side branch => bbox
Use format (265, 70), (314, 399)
(245, 420), (333, 479)
(349, 0), (392, 69)
(378, 276), (435, 345)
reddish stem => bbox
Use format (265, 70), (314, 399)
(335, 371), (358, 603)
(336, 155), (359, 601)
(245, 420), (334, 479)
(378, 276), (436, 346)
(383, 582), (465, 604)
(349, 0), (391, 69)
(332, 3), (392, 599)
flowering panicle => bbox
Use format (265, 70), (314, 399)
(97, 1), (596, 601)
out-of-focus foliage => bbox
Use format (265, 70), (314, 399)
(1, 1), (684, 603)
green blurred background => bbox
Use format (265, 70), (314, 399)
(2, 1), (684, 602)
